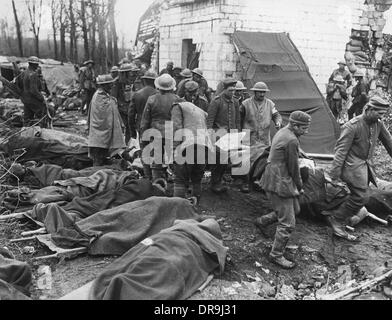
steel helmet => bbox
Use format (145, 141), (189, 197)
(96, 74), (115, 85)
(180, 68), (193, 78)
(141, 71), (158, 80)
(110, 66), (119, 73)
(154, 74), (176, 91)
(235, 81), (247, 90)
(250, 82), (270, 92)
(119, 63), (133, 72)
(192, 68), (203, 77)
(333, 75), (345, 83)
(83, 60), (94, 66)
(27, 56), (40, 65)
(337, 60), (347, 66)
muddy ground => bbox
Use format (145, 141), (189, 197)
(1, 112), (392, 300)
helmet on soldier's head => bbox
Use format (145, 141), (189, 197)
(119, 63), (133, 72)
(141, 71), (158, 80)
(27, 56), (40, 65)
(250, 82), (270, 92)
(96, 74), (115, 85)
(192, 68), (203, 77)
(353, 69), (365, 78)
(235, 81), (247, 91)
(185, 80), (199, 92)
(110, 66), (119, 73)
(180, 68), (193, 78)
(154, 74), (176, 91)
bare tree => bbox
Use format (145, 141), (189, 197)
(25, 0), (43, 57)
(58, 0), (68, 62)
(50, 0), (59, 60)
(80, 0), (89, 61)
(12, 0), (24, 57)
(108, 0), (118, 65)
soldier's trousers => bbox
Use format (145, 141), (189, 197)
(338, 183), (369, 219)
(119, 110), (131, 145)
(268, 192), (300, 259)
(23, 102), (46, 127)
(82, 89), (95, 115)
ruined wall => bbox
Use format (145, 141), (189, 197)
(158, 0), (376, 91)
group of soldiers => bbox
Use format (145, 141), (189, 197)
(11, 55), (392, 270)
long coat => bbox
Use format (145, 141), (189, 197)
(88, 88), (126, 150)
(330, 115), (392, 189)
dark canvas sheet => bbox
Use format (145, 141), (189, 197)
(31, 197), (199, 256)
(89, 219), (227, 300)
(233, 31), (340, 154)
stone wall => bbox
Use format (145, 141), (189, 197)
(157, 0), (371, 91)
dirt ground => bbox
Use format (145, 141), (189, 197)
(1, 111), (392, 300)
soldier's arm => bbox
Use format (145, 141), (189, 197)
(140, 97), (153, 142)
(346, 73), (353, 87)
(379, 121), (392, 158)
(206, 99), (218, 130)
(329, 124), (356, 180)
(239, 103), (245, 131)
(285, 139), (303, 191)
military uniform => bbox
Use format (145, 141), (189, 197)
(330, 114), (392, 219)
(190, 95), (209, 113)
(21, 67), (46, 126)
(171, 101), (213, 200)
(348, 79), (369, 119)
(177, 78), (192, 98)
(207, 93), (240, 188)
(329, 68), (353, 88)
(240, 97), (282, 147)
(326, 82), (348, 119)
(88, 87), (125, 166)
(140, 91), (181, 181)
(79, 66), (96, 116)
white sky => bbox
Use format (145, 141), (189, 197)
(0, 0), (154, 46)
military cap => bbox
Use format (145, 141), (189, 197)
(185, 80), (199, 91)
(167, 61), (174, 66)
(367, 95), (390, 110)
(222, 77), (237, 88)
(289, 110), (312, 125)
(338, 60), (347, 66)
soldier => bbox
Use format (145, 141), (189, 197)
(258, 111), (311, 269)
(171, 99), (213, 203)
(159, 61), (174, 77)
(88, 74), (125, 166)
(110, 66), (119, 80)
(326, 75), (348, 120)
(21, 56), (47, 127)
(140, 74), (181, 181)
(79, 60), (96, 116)
(329, 60), (353, 88)
(176, 68), (193, 98)
(129, 71), (158, 180)
(234, 81), (249, 105)
(111, 63), (134, 145)
(183, 81), (209, 112)
(207, 78), (241, 193)
(348, 69), (369, 120)
(239, 81), (282, 193)
(173, 67), (183, 87)
(326, 96), (392, 231)
(191, 68), (210, 102)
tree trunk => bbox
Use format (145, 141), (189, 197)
(51, 0), (58, 60)
(35, 36), (40, 57)
(60, 26), (66, 62)
(69, 0), (76, 62)
(109, 0), (118, 65)
(81, 0), (89, 61)
(11, 0), (23, 57)
(90, 0), (97, 63)
(107, 25), (113, 68)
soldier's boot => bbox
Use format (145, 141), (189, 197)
(269, 235), (296, 269)
(322, 211), (358, 242)
(210, 166), (228, 194)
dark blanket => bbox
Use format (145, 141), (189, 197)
(89, 219), (227, 300)
(31, 197), (199, 256)
(1, 136), (91, 169)
(0, 249), (32, 300)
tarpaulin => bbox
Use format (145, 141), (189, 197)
(89, 219), (227, 300)
(233, 31), (340, 154)
(31, 197), (199, 256)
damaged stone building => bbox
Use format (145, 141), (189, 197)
(137, 0), (392, 93)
